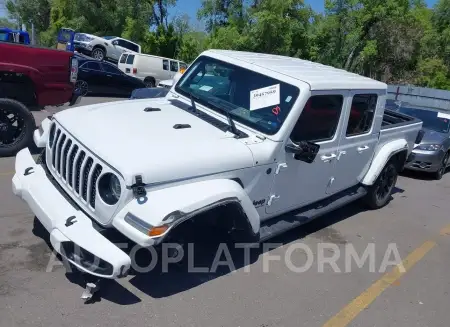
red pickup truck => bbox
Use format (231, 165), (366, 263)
(0, 42), (80, 157)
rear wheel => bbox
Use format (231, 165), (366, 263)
(144, 77), (155, 88)
(0, 98), (35, 157)
(434, 152), (449, 180)
(364, 162), (398, 209)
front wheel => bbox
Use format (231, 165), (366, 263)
(434, 152), (449, 180)
(0, 98), (35, 157)
(91, 48), (105, 61)
(364, 162), (398, 209)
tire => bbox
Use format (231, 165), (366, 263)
(364, 162), (398, 209)
(91, 47), (105, 61)
(144, 78), (155, 88)
(0, 98), (35, 157)
(75, 80), (89, 96)
(434, 152), (449, 180)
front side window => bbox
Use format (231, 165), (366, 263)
(346, 94), (377, 136)
(175, 56), (300, 135)
(290, 95), (344, 143)
(170, 61), (179, 72)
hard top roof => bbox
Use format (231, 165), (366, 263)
(204, 49), (387, 91)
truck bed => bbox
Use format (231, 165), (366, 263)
(378, 109), (423, 155)
(381, 109), (422, 129)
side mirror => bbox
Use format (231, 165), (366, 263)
(285, 141), (320, 163)
(112, 40), (118, 45)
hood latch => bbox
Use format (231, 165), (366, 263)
(131, 175), (146, 197)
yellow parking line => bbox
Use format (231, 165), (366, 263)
(439, 224), (450, 236)
(322, 240), (436, 327)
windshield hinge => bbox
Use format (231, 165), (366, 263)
(131, 175), (146, 198)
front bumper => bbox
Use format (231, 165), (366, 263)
(404, 150), (443, 172)
(12, 148), (131, 278)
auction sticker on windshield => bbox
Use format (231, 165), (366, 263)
(250, 84), (280, 110)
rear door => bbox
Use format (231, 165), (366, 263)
(118, 53), (129, 73)
(119, 53), (135, 76)
(101, 62), (137, 95)
(331, 92), (381, 193)
(169, 60), (179, 78)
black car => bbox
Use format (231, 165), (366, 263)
(74, 58), (145, 97)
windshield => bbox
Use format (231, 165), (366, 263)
(174, 56), (300, 135)
(398, 107), (450, 133)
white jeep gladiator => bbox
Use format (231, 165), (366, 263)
(12, 50), (423, 280)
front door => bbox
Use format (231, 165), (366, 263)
(169, 60), (179, 78)
(331, 92), (380, 193)
(266, 91), (347, 215)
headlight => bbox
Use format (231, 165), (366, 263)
(98, 173), (121, 205)
(48, 123), (56, 148)
(415, 144), (442, 151)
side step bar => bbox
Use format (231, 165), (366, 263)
(259, 186), (367, 243)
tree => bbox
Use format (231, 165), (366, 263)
(0, 17), (16, 29)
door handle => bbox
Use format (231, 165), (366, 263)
(320, 153), (337, 162)
(357, 145), (370, 152)
(107, 74), (112, 77)
(337, 150), (346, 160)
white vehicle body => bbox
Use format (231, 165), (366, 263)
(74, 33), (141, 62)
(118, 53), (188, 87)
(12, 50), (423, 279)
(157, 79), (173, 88)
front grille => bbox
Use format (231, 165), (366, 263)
(48, 126), (103, 209)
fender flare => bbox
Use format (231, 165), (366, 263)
(361, 139), (409, 186)
(112, 179), (260, 247)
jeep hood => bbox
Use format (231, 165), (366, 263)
(54, 98), (255, 185)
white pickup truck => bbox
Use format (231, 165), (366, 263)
(12, 50), (423, 280)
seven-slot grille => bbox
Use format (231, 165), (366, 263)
(48, 125), (103, 209)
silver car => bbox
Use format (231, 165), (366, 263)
(397, 105), (450, 179)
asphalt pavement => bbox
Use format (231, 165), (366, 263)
(1, 96), (449, 327)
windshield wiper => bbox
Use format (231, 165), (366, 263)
(204, 98), (239, 136)
(189, 92), (197, 114)
(189, 92), (240, 136)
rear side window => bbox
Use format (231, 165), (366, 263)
(101, 63), (122, 74)
(346, 94), (377, 136)
(163, 59), (169, 71)
(85, 61), (102, 71)
(120, 54), (128, 63)
(126, 54), (135, 64)
(291, 95), (344, 143)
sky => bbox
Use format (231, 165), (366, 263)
(168, 0), (439, 28)
(0, 0), (440, 23)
